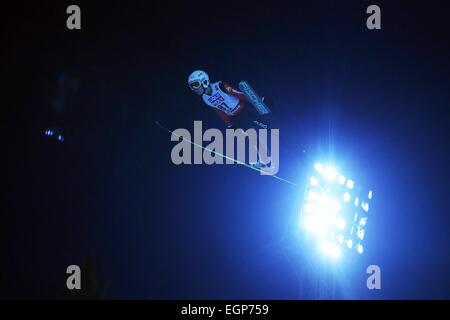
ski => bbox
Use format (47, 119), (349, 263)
(238, 80), (271, 115)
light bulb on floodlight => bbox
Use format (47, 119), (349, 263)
(324, 166), (338, 181)
(357, 244), (364, 254)
(357, 229), (365, 240)
(362, 202), (369, 212)
(346, 239), (353, 249)
(359, 217), (367, 227)
(346, 179), (354, 189)
(343, 192), (351, 202)
(314, 163), (324, 173)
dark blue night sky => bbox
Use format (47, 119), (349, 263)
(3, 1), (450, 299)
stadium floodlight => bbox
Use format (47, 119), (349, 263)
(300, 163), (373, 258)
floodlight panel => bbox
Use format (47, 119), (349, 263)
(301, 163), (373, 256)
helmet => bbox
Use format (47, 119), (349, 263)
(188, 70), (210, 90)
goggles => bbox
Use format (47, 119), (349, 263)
(189, 79), (209, 90)
(189, 81), (201, 90)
